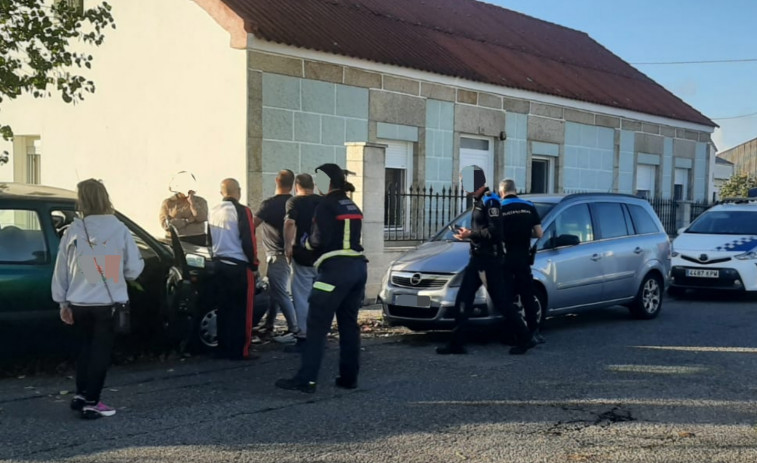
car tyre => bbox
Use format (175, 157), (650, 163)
(629, 273), (663, 319)
(189, 305), (219, 353)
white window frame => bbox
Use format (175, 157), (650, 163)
(674, 168), (689, 201)
(380, 140), (414, 231)
(530, 156), (554, 194)
(636, 164), (657, 199)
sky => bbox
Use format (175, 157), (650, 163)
(491, 0), (757, 153)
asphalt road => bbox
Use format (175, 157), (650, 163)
(1, 293), (756, 463)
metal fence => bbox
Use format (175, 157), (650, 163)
(648, 197), (678, 235)
(384, 184), (468, 242)
(384, 185), (714, 241)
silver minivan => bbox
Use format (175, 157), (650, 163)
(378, 193), (671, 331)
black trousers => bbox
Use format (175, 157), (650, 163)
(71, 305), (115, 403)
(296, 257), (367, 383)
(450, 254), (531, 347)
(212, 261), (255, 360)
(504, 256), (540, 332)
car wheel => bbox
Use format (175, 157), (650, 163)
(629, 273), (663, 319)
(667, 286), (686, 298)
(190, 305), (219, 352)
(533, 287), (547, 327)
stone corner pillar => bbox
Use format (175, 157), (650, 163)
(346, 142), (387, 302)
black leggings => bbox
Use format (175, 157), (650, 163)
(71, 305), (115, 403)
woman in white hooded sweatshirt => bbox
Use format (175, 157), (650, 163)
(52, 179), (144, 419)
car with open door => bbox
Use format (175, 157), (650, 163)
(0, 183), (196, 360)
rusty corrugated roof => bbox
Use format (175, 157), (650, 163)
(219, 0), (715, 127)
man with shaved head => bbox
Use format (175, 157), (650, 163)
(207, 178), (259, 360)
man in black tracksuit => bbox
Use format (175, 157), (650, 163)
(437, 166), (532, 355)
(499, 178), (544, 353)
(276, 163), (367, 393)
(208, 178), (259, 360)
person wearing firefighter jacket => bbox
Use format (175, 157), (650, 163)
(275, 164), (367, 393)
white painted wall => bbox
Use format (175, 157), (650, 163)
(0, 0), (246, 235)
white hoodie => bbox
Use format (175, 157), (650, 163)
(51, 215), (144, 306)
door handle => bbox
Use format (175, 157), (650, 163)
(634, 247), (643, 254)
(591, 253), (601, 261)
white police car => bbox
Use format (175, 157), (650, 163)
(669, 199), (757, 294)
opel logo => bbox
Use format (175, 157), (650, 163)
(410, 273), (423, 286)
(699, 254), (709, 262)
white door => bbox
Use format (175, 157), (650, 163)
(459, 136), (494, 188)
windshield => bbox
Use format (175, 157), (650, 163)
(686, 210), (757, 235)
(432, 202), (556, 241)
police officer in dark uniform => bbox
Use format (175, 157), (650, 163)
(275, 163), (367, 393)
(437, 166), (532, 355)
(499, 178), (544, 353)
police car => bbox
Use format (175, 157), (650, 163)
(669, 198), (757, 294)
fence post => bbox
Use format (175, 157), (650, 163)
(346, 142), (387, 302)
(676, 200), (692, 232)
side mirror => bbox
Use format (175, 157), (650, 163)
(555, 234), (580, 247)
(677, 227), (687, 235)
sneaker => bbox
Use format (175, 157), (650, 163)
(335, 376), (358, 389)
(251, 335), (263, 344)
(275, 378), (316, 393)
(436, 344), (467, 355)
(533, 332), (546, 344)
(81, 401), (116, 419)
(273, 332), (298, 344)
(69, 394), (86, 411)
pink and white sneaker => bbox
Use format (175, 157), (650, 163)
(81, 402), (116, 419)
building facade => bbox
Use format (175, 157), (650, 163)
(718, 137), (757, 177)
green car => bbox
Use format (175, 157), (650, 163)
(0, 183), (196, 360)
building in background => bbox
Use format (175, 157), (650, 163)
(718, 137), (757, 177)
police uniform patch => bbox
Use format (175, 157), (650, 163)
(488, 207), (500, 217)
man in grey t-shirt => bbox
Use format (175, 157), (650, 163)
(254, 170), (298, 341)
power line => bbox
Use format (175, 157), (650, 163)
(631, 58), (757, 65)
(711, 111), (757, 121)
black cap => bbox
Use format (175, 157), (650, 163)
(315, 163), (346, 188)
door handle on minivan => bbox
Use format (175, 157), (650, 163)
(633, 247), (643, 254)
(590, 253), (601, 261)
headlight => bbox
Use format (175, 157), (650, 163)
(448, 272), (464, 287)
(735, 251), (757, 260)
(185, 253), (206, 268)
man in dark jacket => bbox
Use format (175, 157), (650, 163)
(275, 164), (367, 393)
(208, 178), (258, 360)
(499, 178), (544, 353)
(437, 166), (533, 355)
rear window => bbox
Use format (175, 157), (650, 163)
(591, 202), (631, 239)
(0, 209), (48, 264)
(628, 204), (660, 235)
(687, 210), (757, 235)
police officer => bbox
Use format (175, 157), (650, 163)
(275, 163), (367, 393)
(499, 178), (544, 353)
(436, 166), (532, 355)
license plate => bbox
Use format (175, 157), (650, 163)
(686, 269), (719, 278)
(394, 294), (431, 308)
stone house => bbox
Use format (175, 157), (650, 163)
(0, 0), (717, 295)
